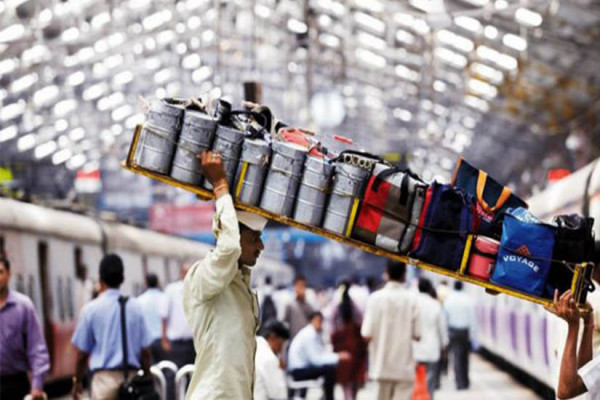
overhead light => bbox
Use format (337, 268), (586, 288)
(112, 104), (133, 121)
(52, 148), (72, 165)
(287, 18), (308, 34)
(75, 47), (95, 64)
(0, 125), (18, 142)
(182, 53), (201, 70)
(470, 62), (504, 84)
(395, 64), (420, 82)
(66, 71), (86, 86)
(192, 66), (212, 83)
(454, 16), (482, 32)
(467, 78), (498, 98)
(17, 134), (36, 151)
(144, 57), (161, 70)
(357, 31), (387, 50)
(254, 4), (271, 19)
(503, 33), (527, 51)
(143, 10), (172, 31)
(112, 70), (133, 86)
(355, 48), (386, 68)
(433, 80), (447, 92)
(412, 19), (430, 35)
(34, 141), (57, 159)
(10, 73), (38, 93)
(54, 119), (69, 132)
(434, 47), (468, 68)
(38, 8), (52, 24)
(355, 0), (384, 13)
(104, 54), (123, 69)
(437, 29), (474, 52)
(395, 30), (415, 46)
(22, 45), (50, 66)
(354, 12), (386, 34)
(154, 68), (174, 84)
(0, 58), (18, 76)
(67, 154), (87, 170)
(393, 108), (412, 122)
(0, 24), (25, 43)
(476, 45), (518, 70)
(495, 0), (508, 10)
(1, 100), (26, 121)
(61, 27), (79, 42)
(83, 83), (108, 101)
(515, 8), (543, 27)
(318, 14), (332, 27)
(202, 29), (215, 42)
(54, 99), (77, 117)
(464, 95), (489, 112)
(462, 0), (488, 6)
(69, 128), (85, 141)
(319, 33), (341, 48)
(484, 25), (499, 39)
(394, 13), (414, 27)
(157, 30), (176, 46)
(91, 11), (111, 30)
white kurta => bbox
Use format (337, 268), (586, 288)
(183, 194), (259, 399)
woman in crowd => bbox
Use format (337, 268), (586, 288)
(330, 281), (367, 400)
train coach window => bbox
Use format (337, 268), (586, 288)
(0, 235), (5, 258)
(66, 277), (74, 320)
(15, 274), (25, 294)
(56, 277), (65, 322)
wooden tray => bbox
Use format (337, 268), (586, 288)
(123, 124), (591, 308)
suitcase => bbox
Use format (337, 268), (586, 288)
(468, 236), (499, 280)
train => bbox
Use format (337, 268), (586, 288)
(0, 197), (293, 384)
(473, 158), (600, 396)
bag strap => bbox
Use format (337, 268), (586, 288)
(476, 171), (513, 213)
(372, 167), (423, 206)
(118, 296), (129, 382)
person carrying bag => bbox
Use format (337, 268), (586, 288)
(118, 296), (160, 400)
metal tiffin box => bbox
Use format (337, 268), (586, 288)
(135, 99), (186, 175)
(322, 152), (379, 236)
(201, 124), (245, 191)
(293, 155), (334, 226)
(170, 110), (218, 186)
(234, 138), (271, 206)
(260, 141), (308, 217)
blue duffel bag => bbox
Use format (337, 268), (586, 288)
(491, 208), (556, 297)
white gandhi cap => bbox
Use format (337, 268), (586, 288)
(236, 210), (268, 232)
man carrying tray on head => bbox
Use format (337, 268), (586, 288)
(183, 151), (268, 399)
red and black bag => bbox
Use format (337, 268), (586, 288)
(352, 164), (428, 253)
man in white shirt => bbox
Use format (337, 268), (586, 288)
(162, 263), (195, 367)
(413, 278), (448, 399)
(288, 311), (350, 400)
(183, 151), (268, 399)
(443, 281), (475, 390)
(254, 320), (290, 400)
(137, 273), (167, 362)
(361, 261), (421, 400)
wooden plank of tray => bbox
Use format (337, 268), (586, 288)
(123, 124), (573, 308)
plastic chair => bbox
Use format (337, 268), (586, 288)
(150, 366), (167, 400)
(175, 364), (195, 400)
(286, 375), (324, 400)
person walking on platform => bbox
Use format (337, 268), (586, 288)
(0, 257), (50, 400)
(71, 254), (152, 400)
(443, 281), (475, 390)
(137, 273), (167, 362)
(254, 320), (290, 400)
(284, 274), (315, 339)
(288, 311), (351, 400)
(162, 263), (195, 367)
(183, 151), (267, 399)
(413, 278), (448, 399)
(330, 282), (367, 400)
(361, 261), (421, 400)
